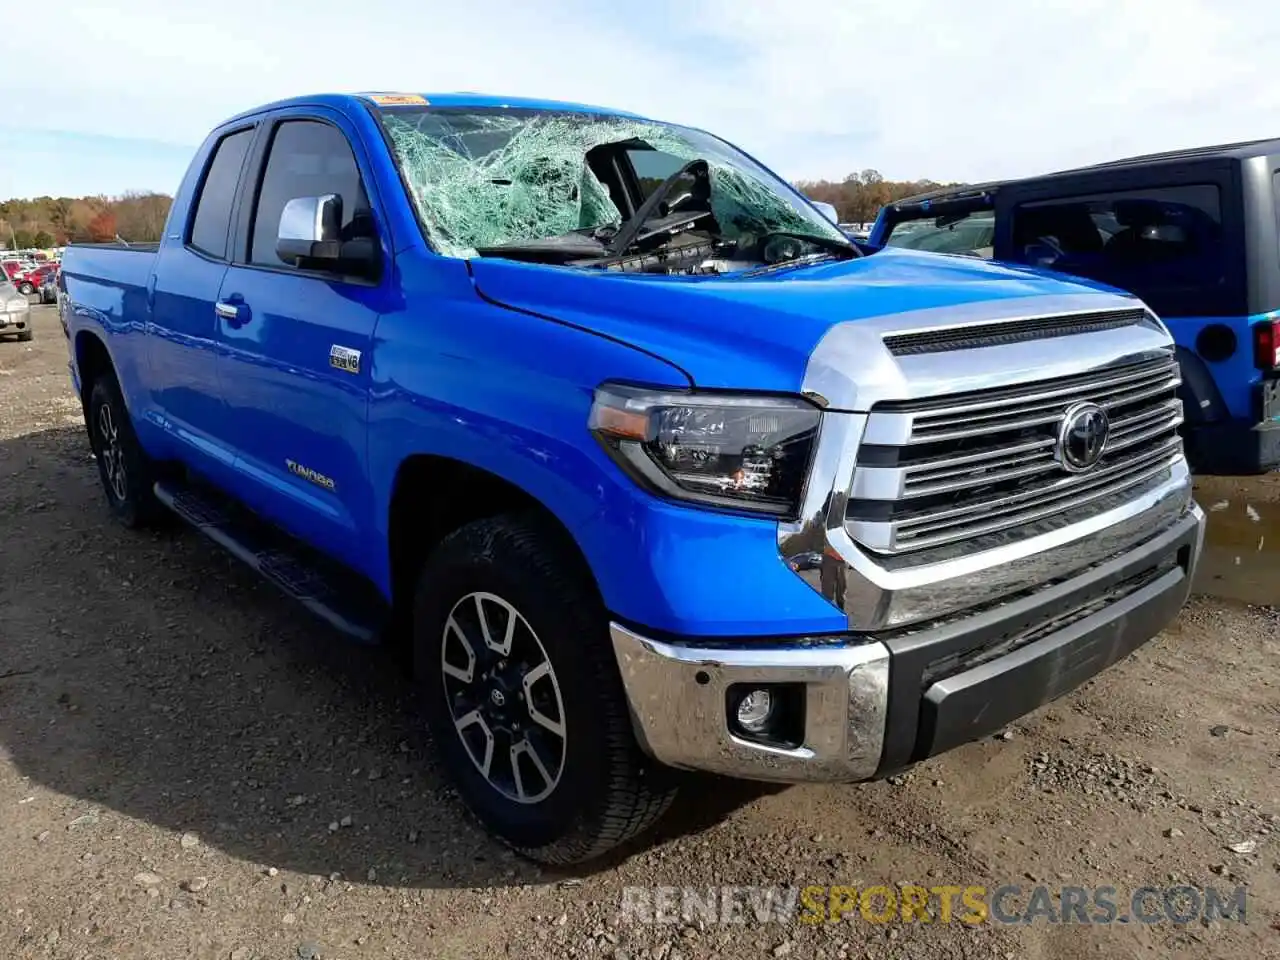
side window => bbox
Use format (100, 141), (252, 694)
(1273, 171), (1280, 268)
(1010, 184), (1226, 312)
(250, 120), (372, 269)
(189, 128), (253, 259)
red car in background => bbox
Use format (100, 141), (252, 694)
(14, 262), (57, 295)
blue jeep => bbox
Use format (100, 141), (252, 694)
(870, 140), (1280, 475)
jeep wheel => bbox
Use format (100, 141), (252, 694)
(413, 514), (678, 864)
(86, 373), (162, 527)
(17, 281), (34, 295)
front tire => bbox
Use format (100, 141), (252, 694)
(16, 328), (32, 342)
(413, 514), (677, 864)
(17, 282), (34, 295)
(86, 372), (162, 527)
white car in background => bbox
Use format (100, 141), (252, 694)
(0, 278), (33, 341)
(838, 222), (873, 240)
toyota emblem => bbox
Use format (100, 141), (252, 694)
(1056, 402), (1109, 472)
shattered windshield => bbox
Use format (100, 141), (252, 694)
(377, 106), (846, 261)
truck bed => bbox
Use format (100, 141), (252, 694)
(61, 243), (158, 337)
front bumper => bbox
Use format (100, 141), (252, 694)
(0, 312), (30, 334)
(611, 504), (1204, 782)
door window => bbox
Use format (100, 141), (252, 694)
(189, 128), (253, 259)
(1010, 184), (1227, 314)
(249, 120), (373, 269)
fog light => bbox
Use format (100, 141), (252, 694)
(735, 689), (774, 733)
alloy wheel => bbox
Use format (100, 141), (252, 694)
(97, 403), (128, 502)
(440, 591), (567, 804)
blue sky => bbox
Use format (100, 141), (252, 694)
(0, 130), (198, 199)
(2, 0), (1278, 199)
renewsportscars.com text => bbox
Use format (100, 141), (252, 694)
(619, 884), (1248, 926)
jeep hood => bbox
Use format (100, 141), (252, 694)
(468, 247), (1139, 395)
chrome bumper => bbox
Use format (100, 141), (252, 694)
(611, 504), (1203, 783)
(610, 626), (891, 782)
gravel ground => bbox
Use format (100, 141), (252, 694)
(1, 304), (1277, 960)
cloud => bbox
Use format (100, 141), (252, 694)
(1, 0), (1277, 196)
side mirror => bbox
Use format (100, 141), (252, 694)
(277, 194), (342, 264)
(276, 195), (378, 277)
(811, 200), (839, 224)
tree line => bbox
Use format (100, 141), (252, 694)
(0, 169), (954, 250)
(795, 169), (958, 223)
(0, 192), (173, 249)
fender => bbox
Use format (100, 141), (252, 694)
(365, 252), (692, 613)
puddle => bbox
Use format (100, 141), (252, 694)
(1192, 479), (1280, 607)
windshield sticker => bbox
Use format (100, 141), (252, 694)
(368, 94), (429, 106)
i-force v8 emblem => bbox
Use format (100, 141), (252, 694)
(329, 344), (361, 374)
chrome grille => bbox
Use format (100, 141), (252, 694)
(847, 355), (1184, 554)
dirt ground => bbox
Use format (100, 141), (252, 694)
(1, 304), (1277, 960)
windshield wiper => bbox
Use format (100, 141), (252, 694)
(765, 230), (861, 259)
(743, 252), (839, 277)
(474, 233), (608, 265)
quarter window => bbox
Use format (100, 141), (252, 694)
(249, 120), (373, 269)
(189, 128), (253, 259)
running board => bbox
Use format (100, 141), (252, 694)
(153, 481), (387, 645)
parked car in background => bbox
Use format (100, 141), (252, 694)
(39, 266), (60, 304)
(2, 260), (32, 281)
(17, 262), (57, 295)
(869, 139), (1280, 475)
(0, 278), (33, 341)
(63, 91), (1202, 864)
(810, 200), (839, 223)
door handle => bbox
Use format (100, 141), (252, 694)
(215, 300), (249, 325)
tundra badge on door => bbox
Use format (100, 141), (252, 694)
(286, 459), (336, 491)
(329, 345), (361, 374)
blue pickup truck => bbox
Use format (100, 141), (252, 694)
(61, 92), (1205, 864)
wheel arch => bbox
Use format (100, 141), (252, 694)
(74, 330), (116, 406)
(386, 453), (604, 632)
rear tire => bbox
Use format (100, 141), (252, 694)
(86, 372), (163, 528)
(17, 282), (34, 295)
(16, 328), (32, 342)
(413, 514), (678, 864)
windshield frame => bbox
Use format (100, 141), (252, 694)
(366, 103), (848, 262)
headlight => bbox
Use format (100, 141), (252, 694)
(589, 383), (821, 517)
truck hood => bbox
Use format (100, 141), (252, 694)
(469, 248), (1135, 394)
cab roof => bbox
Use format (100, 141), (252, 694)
(223, 91), (649, 126)
(894, 135), (1280, 208)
